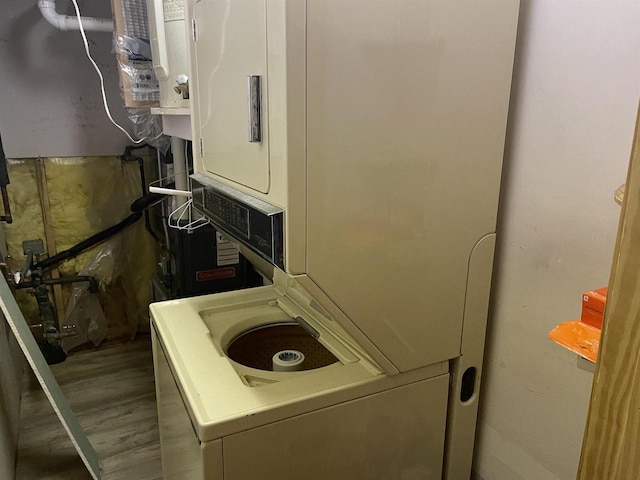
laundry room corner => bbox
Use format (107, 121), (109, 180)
(474, 1), (640, 479)
(2, 1), (640, 479)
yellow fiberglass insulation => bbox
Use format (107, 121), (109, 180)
(4, 156), (156, 344)
(4, 160), (46, 322)
(46, 157), (140, 278)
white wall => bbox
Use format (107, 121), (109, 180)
(0, 0), (130, 158)
(475, 1), (640, 479)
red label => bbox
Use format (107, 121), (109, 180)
(195, 267), (236, 282)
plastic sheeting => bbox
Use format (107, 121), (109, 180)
(127, 108), (169, 154)
(112, 0), (159, 108)
(113, 33), (159, 107)
(113, 34), (168, 153)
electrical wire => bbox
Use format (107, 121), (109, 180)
(70, 0), (163, 144)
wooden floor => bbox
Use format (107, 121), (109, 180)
(15, 335), (162, 480)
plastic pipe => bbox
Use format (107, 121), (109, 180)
(171, 137), (189, 210)
(38, 0), (114, 33)
(148, 186), (192, 197)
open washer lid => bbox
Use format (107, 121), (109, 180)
(190, 174), (497, 376)
(189, 176), (403, 374)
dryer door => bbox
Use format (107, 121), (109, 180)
(192, 0), (270, 194)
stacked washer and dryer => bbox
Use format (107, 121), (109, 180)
(149, 1), (520, 479)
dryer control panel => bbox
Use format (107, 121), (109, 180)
(191, 174), (284, 270)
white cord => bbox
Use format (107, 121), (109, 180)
(70, 0), (162, 144)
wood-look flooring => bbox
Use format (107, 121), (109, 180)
(15, 335), (162, 480)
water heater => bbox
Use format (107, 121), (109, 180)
(146, 0), (190, 109)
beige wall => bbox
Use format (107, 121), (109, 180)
(0, 310), (23, 480)
(475, 1), (640, 479)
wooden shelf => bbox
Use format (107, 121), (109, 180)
(549, 319), (600, 363)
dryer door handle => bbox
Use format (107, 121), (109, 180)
(247, 75), (262, 143)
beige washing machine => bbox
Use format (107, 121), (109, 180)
(151, 269), (450, 480)
(151, 1), (520, 479)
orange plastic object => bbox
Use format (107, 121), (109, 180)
(581, 287), (607, 329)
(549, 320), (601, 363)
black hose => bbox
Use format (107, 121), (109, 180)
(34, 211), (142, 270)
(32, 145), (169, 272)
(130, 193), (166, 213)
(124, 144), (149, 152)
(137, 158), (162, 243)
(120, 145), (162, 244)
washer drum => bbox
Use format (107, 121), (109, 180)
(226, 323), (338, 371)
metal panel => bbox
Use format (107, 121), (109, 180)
(223, 375), (449, 480)
(0, 306), (22, 480)
(306, 0), (518, 372)
(444, 234), (497, 480)
(152, 327), (204, 480)
(0, 275), (101, 479)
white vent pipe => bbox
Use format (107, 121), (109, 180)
(171, 137), (189, 210)
(38, 0), (114, 33)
